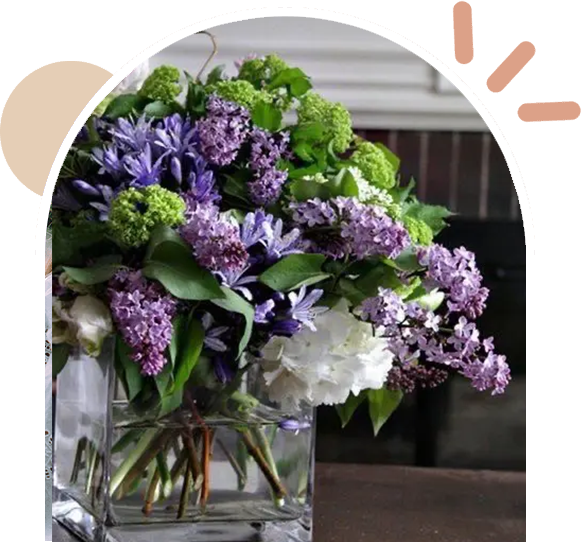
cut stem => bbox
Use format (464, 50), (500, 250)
(177, 467), (192, 520)
(200, 429), (212, 507)
(142, 466), (161, 517)
(217, 437), (247, 488)
(181, 431), (204, 491)
(115, 430), (171, 499)
(241, 430), (287, 501)
(110, 429), (159, 497)
(70, 437), (87, 484)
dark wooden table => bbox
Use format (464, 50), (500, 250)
(52, 464), (526, 542)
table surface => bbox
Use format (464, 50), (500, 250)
(52, 463), (526, 542)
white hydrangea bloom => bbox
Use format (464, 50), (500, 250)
(260, 299), (393, 407)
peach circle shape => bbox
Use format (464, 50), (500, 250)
(0, 61), (112, 196)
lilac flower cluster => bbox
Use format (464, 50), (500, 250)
(181, 200), (249, 273)
(108, 270), (176, 377)
(195, 94), (250, 166)
(358, 288), (510, 395)
(418, 245), (489, 319)
(247, 128), (290, 206)
(290, 197), (410, 260)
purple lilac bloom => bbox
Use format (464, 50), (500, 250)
(359, 288), (510, 395)
(290, 197), (410, 260)
(418, 244), (489, 319)
(248, 167), (287, 206)
(246, 128), (290, 206)
(196, 95), (250, 166)
(271, 318), (303, 337)
(290, 198), (337, 227)
(201, 312), (229, 353)
(287, 286), (327, 331)
(181, 200), (249, 273)
(248, 128), (290, 172)
(88, 185), (115, 221)
(108, 270), (176, 377)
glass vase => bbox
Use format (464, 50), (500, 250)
(52, 339), (315, 542)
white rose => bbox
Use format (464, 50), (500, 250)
(53, 296), (113, 357)
(260, 299), (394, 408)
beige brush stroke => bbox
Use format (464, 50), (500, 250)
(454, 2), (474, 64)
(487, 42), (536, 93)
(518, 102), (581, 122)
(0, 61), (112, 196)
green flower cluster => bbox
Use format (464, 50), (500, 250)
(403, 216), (433, 246)
(297, 93), (353, 154)
(238, 54), (289, 87)
(351, 141), (397, 190)
(108, 185), (185, 247)
(207, 80), (273, 111)
(139, 65), (182, 103)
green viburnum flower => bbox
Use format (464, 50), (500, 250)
(238, 54), (289, 87)
(351, 140), (397, 190)
(403, 216), (433, 246)
(297, 92), (353, 154)
(207, 80), (273, 111)
(108, 185), (185, 247)
(139, 65), (182, 103)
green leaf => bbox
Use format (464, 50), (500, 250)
(404, 203), (453, 235)
(259, 253), (330, 292)
(173, 317), (205, 391)
(103, 94), (147, 119)
(206, 64), (225, 85)
(291, 122), (325, 144)
(116, 338), (144, 401)
(269, 68), (312, 98)
(293, 141), (315, 162)
(145, 226), (188, 261)
(355, 264), (403, 298)
(335, 392), (367, 428)
(212, 287), (254, 358)
(390, 178), (416, 205)
(386, 247), (423, 272)
(155, 362), (173, 398)
(185, 72), (207, 118)
(251, 101), (283, 132)
(288, 165), (325, 179)
(143, 100), (175, 118)
(416, 289), (446, 311)
(375, 142), (401, 172)
(368, 388), (403, 436)
(63, 262), (122, 285)
(52, 343), (71, 378)
(160, 387), (184, 417)
(289, 179), (329, 202)
(169, 314), (186, 366)
(337, 278), (368, 306)
(143, 241), (225, 300)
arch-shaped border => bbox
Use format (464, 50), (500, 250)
(34, 8), (535, 542)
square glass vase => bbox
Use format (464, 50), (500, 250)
(52, 339), (315, 542)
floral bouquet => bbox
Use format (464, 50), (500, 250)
(51, 46), (510, 542)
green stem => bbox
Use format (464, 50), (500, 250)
(142, 466), (161, 517)
(177, 467), (192, 520)
(181, 431), (204, 492)
(70, 437), (87, 484)
(109, 429), (161, 498)
(84, 441), (99, 495)
(217, 437), (247, 489)
(156, 452), (173, 499)
(252, 426), (284, 506)
(241, 430), (287, 503)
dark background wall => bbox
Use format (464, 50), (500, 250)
(316, 130), (526, 472)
